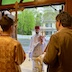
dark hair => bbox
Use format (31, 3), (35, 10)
(0, 15), (14, 31)
(56, 11), (72, 27)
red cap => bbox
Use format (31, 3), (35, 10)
(35, 26), (40, 29)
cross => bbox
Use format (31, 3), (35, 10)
(9, 1), (24, 40)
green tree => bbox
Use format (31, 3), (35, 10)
(18, 9), (35, 35)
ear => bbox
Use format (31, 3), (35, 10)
(58, 20), (61, 26)
(9, 26), (12, 30)
(9, 25), (14, 32)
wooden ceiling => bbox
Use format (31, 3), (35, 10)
(0, 0), (72, 16)
(0, 0), (65, 11)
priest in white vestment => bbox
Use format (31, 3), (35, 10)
(29, 26), (46, 72)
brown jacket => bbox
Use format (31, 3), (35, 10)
(0, 36), (26, 72)
(43, 28), (72, 72)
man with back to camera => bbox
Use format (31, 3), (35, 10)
(29, 26), (46, 72)
(43, 11), (72, 72)
(0, 15), (26, 72)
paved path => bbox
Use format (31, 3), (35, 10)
(21, 68), (32, 72)
(20, 54), (32, 72)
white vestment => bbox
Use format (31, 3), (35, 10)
(29, 34), (46, 72)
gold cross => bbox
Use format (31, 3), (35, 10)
(9, 1), (24, 39)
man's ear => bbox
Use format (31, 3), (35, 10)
(58, 20), (61, 26)
(9, 25), (13, 32)
(10, 26), (12, 30)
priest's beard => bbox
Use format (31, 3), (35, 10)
(36, 32), (39, 35)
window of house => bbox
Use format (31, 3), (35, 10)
(45, 31), (52, 36)
(45, 23), (52, 27)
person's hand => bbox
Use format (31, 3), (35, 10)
(38, 36), (43, 44)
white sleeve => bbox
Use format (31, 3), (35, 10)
(42, 37), (47, 52)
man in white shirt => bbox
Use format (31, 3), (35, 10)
(29, 26), (46, 72)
